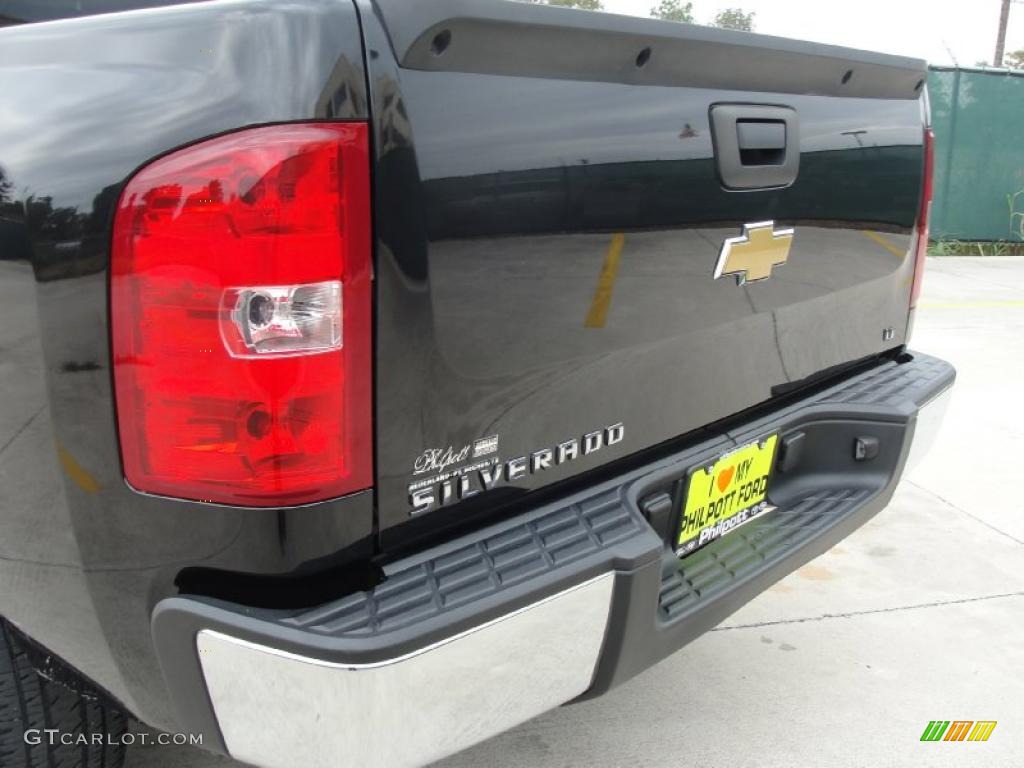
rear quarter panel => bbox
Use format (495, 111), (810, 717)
(0, 0), (371, 731)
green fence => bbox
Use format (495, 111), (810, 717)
(929, 66), (1024, 242)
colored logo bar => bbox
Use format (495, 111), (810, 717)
(920, 721), (997, 742)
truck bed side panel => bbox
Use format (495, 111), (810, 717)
(0, 0), (370, 731)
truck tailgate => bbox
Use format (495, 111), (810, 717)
(365, 0), (927, 545)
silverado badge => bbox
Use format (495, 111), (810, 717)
(714, 221), (793, 285)
(408, 424), (624, 516)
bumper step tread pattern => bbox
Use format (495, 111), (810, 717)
(659, 488), (870, 621)
(282, 353), (950, 639)
(283, 489), (642, 636)
(817, 353), (950, 408)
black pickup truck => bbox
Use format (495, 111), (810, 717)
(0, 1), (954, 767)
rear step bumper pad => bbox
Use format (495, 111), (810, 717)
(152, 351), (954, 768)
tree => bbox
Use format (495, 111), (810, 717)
(0, 166), (12, 205)
(994, 0), (1011, 69)
(522, 0), (605, 10)
(650, 0), (694, 23)
(1005, 49), (1024, 69)
(711, 7), (755, 31)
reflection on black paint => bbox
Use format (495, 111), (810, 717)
(423, 148), (921, 240)
(25, 184), (118, 281)
(370, 63), (926, 548)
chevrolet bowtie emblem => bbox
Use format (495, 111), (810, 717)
(714, 221), (794, 285)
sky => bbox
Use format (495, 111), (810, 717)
(601, 0), (1024, 66)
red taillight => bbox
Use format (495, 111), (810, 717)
(112, 124), (372, 507)
(910, 128), (934, 307)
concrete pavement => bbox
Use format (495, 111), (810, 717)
(126, 257), (1024, 768)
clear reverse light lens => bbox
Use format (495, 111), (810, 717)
(221, 280), (343, 358)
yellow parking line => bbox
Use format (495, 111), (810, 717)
(57, 443), (100, 494)
(861, 230), (907, 259)
(585, 233), (626, 328)
(918, 300), (1024, 309)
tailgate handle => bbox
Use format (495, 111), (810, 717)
(711, 105), (799, 190)
(737, 120), (786, 164)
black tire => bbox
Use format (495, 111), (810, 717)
(0, 619), (128, 768)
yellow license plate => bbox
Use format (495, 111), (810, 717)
(676, 435), (778, 557)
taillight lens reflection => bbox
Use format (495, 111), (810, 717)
(111, 124), (372, 507)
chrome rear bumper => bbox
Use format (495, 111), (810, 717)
(904, 387), (952, 475)
(197, 574), (614, 768)
(154, 352), (955, 768)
